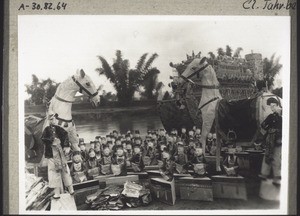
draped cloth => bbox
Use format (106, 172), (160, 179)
(215, 97), (258, 142)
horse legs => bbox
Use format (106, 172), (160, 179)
(65, 124), (81, 152)
(200, 102), (217, 156)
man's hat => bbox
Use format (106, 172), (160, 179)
(133, 144), (141, 149)
(90, 141), (95, 144)
(95, 136), (101, 139)
(113, 130), (118, 133)
(177, 141), (184, 146)
(125, 134), (131, 138)
(134, 130), (140, 134)
(267, 97), (279, 105)
(102, 144), (109, 149)
(116, 144), (123, 150)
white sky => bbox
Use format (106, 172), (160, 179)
(19, 15), (290, 96)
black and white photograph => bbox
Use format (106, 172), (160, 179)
(18, 14), (291, 214)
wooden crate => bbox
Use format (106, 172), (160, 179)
(93, 174), (115, 188)
(127, 172), (150, 188)
(211, 175), (247, 200)
(177, 177), (213, 201)
(73, 179), (99, 191)
(150, 178), (176, 205)
(106, 175), (139, 186)
(174, 173), (192, 197)
(146, 170), (162, 179)
(74, 185), (99, 206)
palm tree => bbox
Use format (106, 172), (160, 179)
(140, 68), (164, 100)
(96, 50), (160, 105)
(262, 54), (282, 89)
(225, 45), (233, 57)
(217, 48), (225, 57)
(233, 47), (243, 58)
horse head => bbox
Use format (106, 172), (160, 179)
(180, 57), (219, 86)
(73, 69), (100, 108)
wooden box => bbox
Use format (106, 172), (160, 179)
(177, 177), (213, 201)
(73, 179), (100, 205)
(127, 172), (150, 188)
(93, 174), (114, 188)
(150, 178), (176, 205)
(146, 170), (162, 179)
(106, 175), (139, 186)
(211, 175), (247, 200)
(173, 173), (192, 197)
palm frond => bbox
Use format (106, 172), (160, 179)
(144, 53), (159, 72)
(96, 56), (115, 83)
(136, 53), (148, 71)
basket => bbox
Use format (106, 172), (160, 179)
(100, 164), (112, 175)
(143, 156), (151, 166)
(175, 163), (183, 174)
(131, 163), (142, 172)
(157, 160), (163, 168)
(111, 164), (122, 176)
(87, 167), (100, 177)
(193, 163), (206, 175)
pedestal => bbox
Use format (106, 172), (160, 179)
(259, 179), (280, 201)
(150, 177), (176, 205)
(211, 175), (247, 200)
(177, 176), (213, 201)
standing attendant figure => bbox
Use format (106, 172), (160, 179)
(41, 115), (78, 199)
(258, 97), (282, 186)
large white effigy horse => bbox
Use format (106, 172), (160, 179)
(25, 69), (100, 164)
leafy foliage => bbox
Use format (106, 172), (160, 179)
(263, 54), (282, 89)
(225, 45), (233, 57)
(96, 50), (161, 105)
(25, 75), (59, 105)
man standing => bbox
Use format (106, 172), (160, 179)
(258, 97), (282, 186)
(41, 114), (80, 199)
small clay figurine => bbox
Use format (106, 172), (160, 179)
(194, 127), (202, 144)
(223, 149), (239, 176)
(125, 141), (133, 167)
(144, 141), (158, 165)
(174, 142), (189, 174)
(94, 141), (102, 163)
(157, 129), (167, 144)
(206, 133), (213, 154)
(180, 127), (187, 142)
(191, 147), (207, 177)
(209, 133), (217, 156)
(90, 141), (95, 150)
(187, 139), (196, 161)
(79, 138), (88, 162)
(111, 145), (127, 176)
(130, 144), (145, 172)
(159, 148), (176, 181)
(63, 145), (73, 162)
(100, 144), (112, 175)
(86, 148), (100, 178)
(70, 152), (87, 184)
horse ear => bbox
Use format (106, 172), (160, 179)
(80, 69), (85, 78)
(199, 57), (207, 65)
